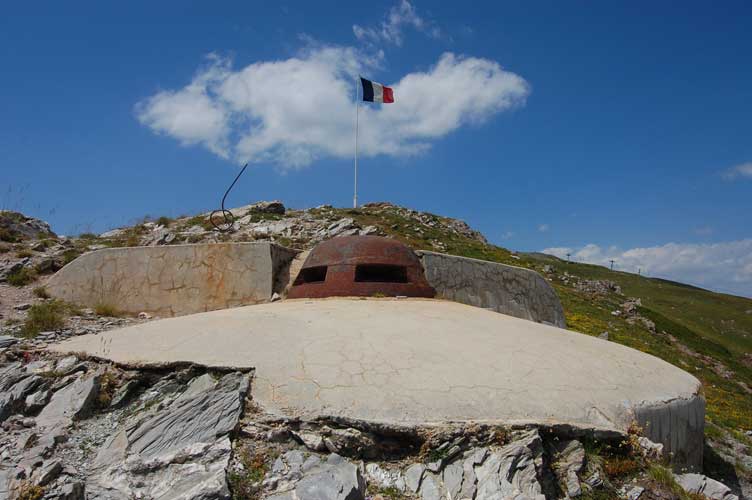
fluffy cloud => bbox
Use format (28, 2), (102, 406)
(543, 240), (752, 298)
(722, 162), (752, 180)
(136, 46), (529, 168)
(538, 224), (549, 233)
(353, 0), (440, 46)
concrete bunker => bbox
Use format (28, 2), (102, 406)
(288, 236), (436, 299)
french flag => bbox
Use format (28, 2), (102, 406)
(360, 77), (394, 104)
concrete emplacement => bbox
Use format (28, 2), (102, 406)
(50, 297), (705, 471)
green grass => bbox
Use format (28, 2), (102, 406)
(21, 300), (81, 338)
(7, 267), (38, 286)
(94, 303), (124, 317)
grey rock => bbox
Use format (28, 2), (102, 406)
(405, 463), (426, 493)
(636, 436), (664, 461)
(36, 373), (100, 429)
(626, 486), (644, 500)
(419, 472), (442, 500)
(109, 379), (141, 409)
(54, 356), (79, 374)
(552, 440), (585, 498)
(323, 427), (376, 458)
(293, 430), (327, 452)
(676, 473), (738, 500)
(598, 331), (609, 340)
(475, 430), (546, 500)
(1, 373), (46, 422)
(13, 303), (31, 311)
(292, 453), (365, 500)
(0, 336), (19, 348)
(33, 459), (62, 486)
(54, 481), (86, 500)
(442, 461), (463, 499)
(326, 218), (357, 237)
(426, 459), (443, 473)
(250, 200), (286, 215)
(364, 463), (406, 491)
(87, 372), (249, 500)
(0, 362), (26, 391)
(128, 372), (247, 457)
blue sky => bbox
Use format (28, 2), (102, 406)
(1, 1), (751, 297)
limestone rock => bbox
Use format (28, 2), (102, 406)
(0, 210), (56, 244)
(552, 440), (585, 498)
(36, 373), (100, 429)
(474, 430), (547, 500)
(32, 459), (62, 486)
(0, 336), (19, 348)
(52, 481), (86, 500)
(87, 372), (249, 500)
(23, 388), (51, 414)
(404, 463), (426, 493)
(288, 453), (365, 500)
(675, 473), (738, 500)
(364, 463), (406, 491)
(293, 430), (327, 452)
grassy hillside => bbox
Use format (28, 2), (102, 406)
(334, 205), (752, 441)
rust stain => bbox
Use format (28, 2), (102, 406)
(288, 236), (435, 299)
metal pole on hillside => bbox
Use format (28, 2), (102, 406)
(353, 75), (360, 208)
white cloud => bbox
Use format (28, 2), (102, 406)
(722, 162), (752, 180)
(353, 0), (439, 47)
(542, 240), (752, 298)
(501, 231), (515, 240)
(136, 46), (529, 168)
(538, 224), (549, 233)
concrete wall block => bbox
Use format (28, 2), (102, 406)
(417, 251), (567, 328)
(46, 242), (298, 317)
(634, 394), (705, 472)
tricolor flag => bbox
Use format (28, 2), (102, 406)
(360, 77), (394, 104)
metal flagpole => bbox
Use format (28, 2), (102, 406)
(353, 75), (359, 208)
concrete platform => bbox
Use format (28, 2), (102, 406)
(49, 298), (704, 469)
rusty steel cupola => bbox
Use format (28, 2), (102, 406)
(288, 236), (436, 299)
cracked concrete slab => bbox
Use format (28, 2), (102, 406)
(48, 298), (704, 469)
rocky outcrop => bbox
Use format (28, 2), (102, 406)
(87, 372), (250, 499)
(0, 211), (56, 242)
(676, 473), (739, 500)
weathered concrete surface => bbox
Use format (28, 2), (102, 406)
(46, 242), (298, 317)
(50, 298), (704, 470)
(418, 251), (566, 328)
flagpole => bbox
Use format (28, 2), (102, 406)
(353, 75), (359, 209)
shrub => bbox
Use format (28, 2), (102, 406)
(32, 286), (50, 299)
(0, 227), (19, 242)
(228, 447), (268, 499)
(97, 370), (119, 407)
(647, 464), (705, 500)
(14, 481), (44, 500)
(21, 300), (77, 338)
(604, 456), (641, 478)
(94, 303), (124, 317)
(7, 267), (38, 286)
(156, 216), (171, 227)
(78, 232), (99, 240)
(0, 243), (10, 253)
(61, 248), (82, 265)
(15, 249), (33, 258)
